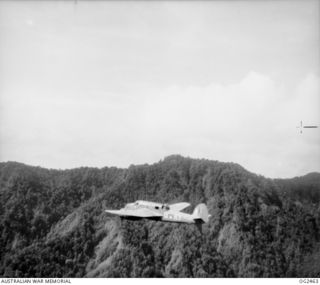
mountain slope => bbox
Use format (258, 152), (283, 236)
(0, 156), (319, 277)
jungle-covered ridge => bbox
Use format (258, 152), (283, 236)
(0, 155), (319, 277)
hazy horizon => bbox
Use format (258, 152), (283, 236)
(2, 153), (320, 180)
(0, 1), (319, 178)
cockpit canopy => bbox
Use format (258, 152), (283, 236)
(124, 201), (170, 211)
(162, 204), (170, 210)
(154, 204), (170, 210)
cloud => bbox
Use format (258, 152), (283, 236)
(0, 68), (319, 178)
(0, 1), (319, 178)
(139, 71), (319, 177)
(26, 19), (34, 27)
(142, 71), (280, 140)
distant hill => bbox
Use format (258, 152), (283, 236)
(275, 173), (320, 204)
(0, 155), (319, 277)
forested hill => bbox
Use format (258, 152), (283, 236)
(0, 155), (320, 278)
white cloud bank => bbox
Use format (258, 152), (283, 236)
(1, 0), (319, 178)
(1, 71), (319, 178)
(141, 71), (320, 178)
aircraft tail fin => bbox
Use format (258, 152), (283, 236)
(192, 203), (210, 224)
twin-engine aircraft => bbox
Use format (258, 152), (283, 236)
(105, 200), (210, 225)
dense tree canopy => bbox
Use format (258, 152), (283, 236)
(0, 155), (319, 277)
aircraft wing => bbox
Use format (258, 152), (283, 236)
(169, 202), (191, 212)
(105, 208), (163, 218)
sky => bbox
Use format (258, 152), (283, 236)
(0, 0), (319, 178)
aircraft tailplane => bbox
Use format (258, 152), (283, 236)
(192, 203), (210, 224)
